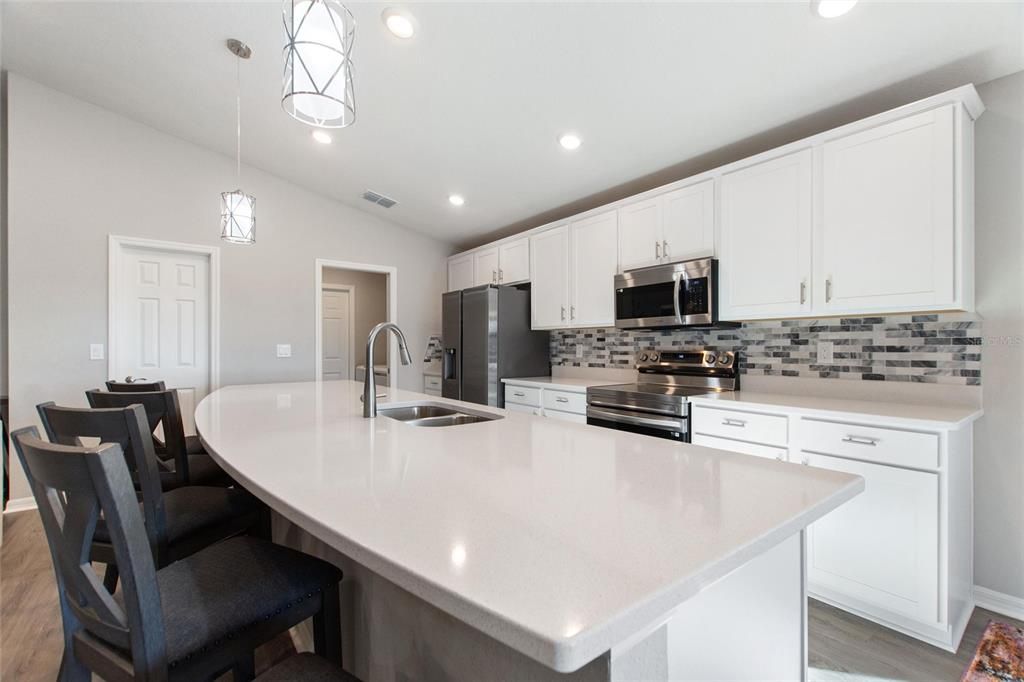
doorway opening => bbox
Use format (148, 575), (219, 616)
(315, 259), (398, 385)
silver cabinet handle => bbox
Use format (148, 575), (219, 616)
(570, 305), (576, 320)
(555, 397), (569, 403)
(513, 391), (525, 397)
(825, 277), (833, 302)
(722, 418), (747, 427)
(662, 240), (669, 260)
(655, 241), (661, 259)
(842, 435), (878, 446)
(561, 306), (566, 321)
(492, 269), (497, 283)
(800, 280), (806, 305)
(499, 268), (503, 283)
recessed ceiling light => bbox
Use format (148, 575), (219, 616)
(448, 194), (465, 207)
(382, 8), (416, 38)
(312, 130), (332, 145)
(559, 133), (582, 151)
(812, 0), (858, 18)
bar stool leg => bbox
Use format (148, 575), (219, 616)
(313, 583), (343, 666)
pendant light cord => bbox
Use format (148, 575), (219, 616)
(236, 53), (242, 183)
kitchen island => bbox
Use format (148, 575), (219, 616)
(195, 381), (863, 681)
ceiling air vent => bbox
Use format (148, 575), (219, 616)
(361, 190), (398, 209)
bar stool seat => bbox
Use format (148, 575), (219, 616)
(257, 653), (361, 681)
(148, 537), (342, 669)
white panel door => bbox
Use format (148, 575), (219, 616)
(529, 226), (570, 329)
(662, 179), (715, 262)
(498, 237), (530, 284)
(617, 197), (663, 271)
(473, 247), (500, 286)
(719, 149), (813, 320)
(447, 254), (474, 292)
(806, 452), (940, 625)
(321, 289), (352, 380)
(570, 210), (619, 327)
(819, 105), (956, 312)
(117, 246), (210, 434)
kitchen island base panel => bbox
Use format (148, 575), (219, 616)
(275, 515), (807, 681)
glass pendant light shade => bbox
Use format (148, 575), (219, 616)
(220, 189), (256, 244)
(282, 0), (356, 129)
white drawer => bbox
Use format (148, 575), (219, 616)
(505, 385), (541, 407)
(544, 408), (587, 424)
(505, 402), (540, 416)
(543, 389), (587, 415)
(424, 375), (441, 391)
(692, 433), (788, 462)
(693, 405), (788, 447)
(800, 418), (939, 470)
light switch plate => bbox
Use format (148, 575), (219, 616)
(90, 343), (105, 360)
(818, 341), (834, 364)
(276, 344), (292, 358)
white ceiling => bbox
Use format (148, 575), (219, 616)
(4, 1), (1023, 248)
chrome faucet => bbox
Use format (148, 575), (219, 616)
(363, 322), (413, 417)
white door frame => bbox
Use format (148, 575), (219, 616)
(108, 235), (221, 391)
(315, 258), (399, 385)
(320, 284), (356, 380)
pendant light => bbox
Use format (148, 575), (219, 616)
(282, 0), (356, 129)
(221, 39), (256, 245)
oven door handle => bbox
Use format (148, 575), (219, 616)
(673, 272), (683, 322)
(587, 399), (682, 418)
(587, 406), (686, 432)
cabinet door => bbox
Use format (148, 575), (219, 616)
(530, 226), (570, 329)
(818, 106), (956, 313)
(805, 452), (940, 625)
(719, 149), (813, 320)
(473, 248), (500, 287)
(618, 197), (662, 271)
(570, 210), (619, 327)
(447, 254), (474, 292)
(662, 179), (715, 262)
(499, 237), (530, 284)
(692, 433), (787, 461)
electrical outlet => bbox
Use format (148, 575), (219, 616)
(89, 344), (105, 360)
(576, 345), (584, 359)
(818, 341), (834, 364)
(276, 344), (292, 358)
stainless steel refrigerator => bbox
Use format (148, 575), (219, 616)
(442, 284), (550, 406)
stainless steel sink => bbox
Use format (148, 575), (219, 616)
(378, 402), (503, 427)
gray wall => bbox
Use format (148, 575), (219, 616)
(4, 73), (452, 503)
(973, 70), (1024, 603)
(322, 266), (388, 371)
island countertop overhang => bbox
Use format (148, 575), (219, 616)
(195, 380), (863, 673)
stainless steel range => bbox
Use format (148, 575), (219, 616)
(586, 350), (740, 442)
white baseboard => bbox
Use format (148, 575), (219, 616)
(2, 497), (37, 515)
(975, 585), (1024, 622)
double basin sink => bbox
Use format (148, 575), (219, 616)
(378, 402), (503, 428)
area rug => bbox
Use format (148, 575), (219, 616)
(962, 620), (1024, 681)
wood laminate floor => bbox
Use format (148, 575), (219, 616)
(2, 510), (1021, 681)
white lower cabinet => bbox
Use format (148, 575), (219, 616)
(804, 452), (939, 625)
(690, 399), (974, 652)
(504, 382), (588, 422)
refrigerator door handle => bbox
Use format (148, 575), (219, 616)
(443, 348), (457, 380)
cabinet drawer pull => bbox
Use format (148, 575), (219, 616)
(561, 306), (566, 321)
(800, 280), (806, 305)
(513, 391), (525, 397)
(499, 268), (503, 283)
(662, 240), (669, 260)
(842, 435), (878, 446)
(722, 418), (747, 427)
(492, 269), (497, 283)
(655, 241), (661, 259)
(555, 397), (569, 403)
(570, 306), (576, 320)
(826, 277), (833, 303)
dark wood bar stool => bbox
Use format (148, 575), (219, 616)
(86, 388), (227, 488)
(36, 402), (263, 593)
(105, 380), (208, 455)
(10, 426), (343, 682)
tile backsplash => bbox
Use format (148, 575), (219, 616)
(550, 314), (982, 385)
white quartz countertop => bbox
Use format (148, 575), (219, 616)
(502, 376), (617, 393)
(688, 390), (982, 429)
(195, 381), (862, 673)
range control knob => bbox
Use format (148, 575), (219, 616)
(639, 353), (649, 362)
(705, 352), (717, 365)
(650, 352), (659, 362)
(719, 354), (731, 365)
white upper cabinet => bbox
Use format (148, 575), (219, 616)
(618, 197), (663, 270)
(662, 180), (715, 263)
(570, 210), (619, 327)
(817, 105), (957, 313)
(473, 247), (500, 287)
(618, 180), (715, 271)
(719, 149), (813, 321)
(498, 237), (530, 284)
(530, 226), (570, 328)
(447, 253), (474, 292)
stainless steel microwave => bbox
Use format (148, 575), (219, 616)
(614, 257), (726, 329)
